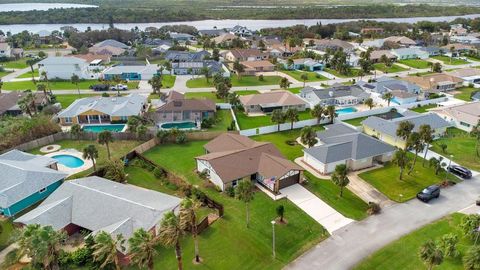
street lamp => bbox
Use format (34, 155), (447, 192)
(271, 220), (276, 258)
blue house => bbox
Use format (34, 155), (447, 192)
(0, 150), (67, 217)
(283, 58), (324, 71)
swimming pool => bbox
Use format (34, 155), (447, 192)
(52, 155), (85, 168)
(82, 124), (126, 133)
(335, 107), (358, 115)
(160, 121), (197, 129)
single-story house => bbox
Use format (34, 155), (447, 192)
(38, 56), (95, 80)
(92, 39), (129, 49)
(102, 64), (159, 80)
(225, 48), (269, 62)
(152, 44), (172, 54)
(357, 76), (421, 95)
(213, 33), (238, 46)
(0, 150), (67, 217)
(441, 43), (477, 56)
(153, 90), (216, 125)
(228, 25), (253, 37)
(304, 38), (354, 53)
(164, 50), (210, 62)
(0, 91), (49, 117)
(171, 60), (230, 77)
(89, 45), (126, 57)
(239, 90), (308, 114)
(445, 68), (480, 86)
(169, 32), (196, 42)
(383, 36), (417, 47)
(390, 90), (418, 105)
(195, 133), (303, 194)
(57, 93), (147, 126)
(303, 124), (395, 174)
(391, 47), (429, 60)
(239, 60), (275, 75)
(362, 113), (451, 149)
(420, 46), (443, 57)
(267, 44), (301, 58)
(199, 29), (227, 37)
(369, 50), (397, 63)
(15, 176), (181, 254)
(282, 58), (324, 71)
(450, 35), (480, 45)
(402, 74), (463, 92)
(299, 84), (370, 107)
(430, 102), (480, 132)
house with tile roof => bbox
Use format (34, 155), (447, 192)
(239, 90), (308, 114)
(0, 150), (67, 217)
(225, 48), (269, 62)
(195, 133), (303, 194)
(430, 102), (480, 132)
(299, 84), (370, 107)
(402, 74), (463, 92)
(303, 124), (395, 174)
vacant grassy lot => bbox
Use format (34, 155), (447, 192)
(324, 68), (362, 78)
(3, 80), (139, 91)
(235, 109), (315, 130)
(373, 63), (408, 73)
(409, 104), (437, 113)
(186, 75), (282, 88)
(431, 128), (480, 171)
(281, 70), (328, 82)
(432, 56), (470, 65)
(398, 59), (431, 69)
(453, 87), (477, 101)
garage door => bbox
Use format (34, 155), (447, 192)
(278, 174), (299, 189)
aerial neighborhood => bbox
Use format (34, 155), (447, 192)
(1, 7), (480, 270)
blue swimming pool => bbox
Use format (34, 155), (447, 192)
(52, 155), (85, 168)
(82, 124), (126, 133)
(160, 121), (196, 129)
(335, 107), (358, 115)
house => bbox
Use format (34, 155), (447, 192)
(169, 32), (196, 42)
(38, 56), (94, 80)
(282, 58), (324, 71)
(0, 150), (67, 217)
(164, 50), (210, 62)
(420, 46), (443, 57)
(267, 44), (301, 58)
(390, 90), (418, 105)
(304, 39), (355, 53)
(143, 38), (172, 47)
(361, 27), (384, 35)
(102, 64), (159, 80)
(383, 36), (417, 47)
(152, 44), (172, 54)
(15, 176), (181, 254)
(445, 68), (480, 86)
(195, 133), (303, 194)
(239, 90), (308, 114)
(299, 84), (370, 107)
(153, 90), (216, 124)
(402, 74), (463, 92)
(0, 42), (11, 57)
(92, 39), (129, 49)
(391, 47), (430, 60)
(57, 93), (147, 126)
(239, 60), (275, 75)
(228, 25), (253, 37)
(361, 39), (386, 49)
(441, 43), (477, 56)
(171, 60), (230, 77)
(369, 50), (397, 63)
(0, 91), (48, 116)
(430, 102), (480, 132)
(450, 24), (468, 36)
(212, 33), (238, 46)
(199, 29), (227, 37)
(362, 113), (451, 149)
(303, 124), (395, 174)
(89, 45), (126, 56)
(357, 76), (421, 95)
(225, 49), (269, 62)
(450, 35), (480, 45)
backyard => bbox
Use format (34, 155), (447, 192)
(409, 104), (437, 113)
(342, 116), (369, 127)
(398, 59), (431, 69)
(453, 87), (477, 101)
(341, 109), (404, 127)
(430, 128), (480, 171)
(186, 75), (283, 88)
(431, 56), (470, 65)
(373, 63), (408, 73)
(280, 70), (328, 82)
(210, 109), (234, 131)
(3, 80), (139, 91)
(235, 109), (316, 130)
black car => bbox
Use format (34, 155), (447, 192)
(448, 165), (472, 179)
(90, 84), (110, 91)
(417, 185), (440, 202)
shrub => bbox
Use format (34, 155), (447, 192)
(198, 169), (209, 179)
(70, 247), (92, 266)
(367, 202), (381, 215)
(176, 133), (187, 144)
(58, 250), (72, 267)
(201, 118), (214, 128)
(153, 167), (165, 179)
(166, 182), (178, 190)
(103, 159), (127, 183)
(192, 187), (207, 202)
(285, 139), (297, 146)
(259, 74), (264, 81)
(315, 73), (321, 78)
(227, 120), (236, 131)
(101, 92), (110, 97)
(225, 186), (235, 197)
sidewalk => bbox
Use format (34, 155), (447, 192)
(416, 148), (479, 177)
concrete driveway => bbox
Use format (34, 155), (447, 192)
(281, 184), (353, 234)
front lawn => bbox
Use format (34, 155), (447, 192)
(3, 80), (139, 91)
(235, 109), (315, 130)
(54, 94), (100, 108)
(409, 104), (437, 113)
(16, 68), (39, 79)
(0, 58), (29, 69)
(432, 55), (470, 65)
(185, 90), (259, 102)
(324, 68), (362, 78)
(288, 87), (303, 94)
(355, 213), (473, 270)
(142, 141), (328, 269)
(358, 153), (458, 202)
(0, 70), (12, 78)
(186, 75), (282, 88)
(431, 127), (480, 171)
(398, 59), (431, 69)
(373, 63), (408, 73)
(454, 87), (477, 101)
(281, 70), (328, 82)
(162, 74), (176, 88)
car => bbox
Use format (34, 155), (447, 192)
(447, 165), (472, 179)
(417, 185), (440, 202)
(111, 84), (128, 91)
(90, 84), (110, 91)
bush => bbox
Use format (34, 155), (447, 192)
(176, 133), (187, 144)
(367, 202), (381, 215)
(198, 169), (209, 179)
(103, 159), (127, 183)
(201, 118), (214, 128)
(225, 186), (235, 197)
(227, 120), (236, 131)
(58, 250), (72, 267)
(70, 247), (92, 266)
(285, 139), (297, 146)
(192, 187), (207, 202)
(101, 92), (110, 97)
(259, 74), (264, 81)
(315, 73), (321, 78)
(153, 167), (165, 179)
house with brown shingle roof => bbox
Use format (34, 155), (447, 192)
(239, 90), (308, 114)
(238, 60), (275, 75)
(195, 133), (303, 194)
(225, 48), (269, 62)
(402, 74), (463, 92)
(0, 92), (49, 117)
(430, 102), (480, 132)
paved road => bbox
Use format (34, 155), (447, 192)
(285, 175), (480, 270)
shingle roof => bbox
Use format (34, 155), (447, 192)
(93, 39), (129, 49)
(301, 84), (369, 100)
(239, 90), (308, 107)
(164, 50), (210, 62)
(0, 92), (24, 115)
(430, 102), (480, 126)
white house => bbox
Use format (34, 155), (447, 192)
(0, 43), (11, 58)
(38, 57), (95, 80)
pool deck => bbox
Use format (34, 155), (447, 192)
(44, 149), (93, 176)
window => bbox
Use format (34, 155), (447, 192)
(120, 116), (128, 121)
(460, 121), (471, 127)
(39, 188), (46, 193)
(65, 117), (72, 123)
(232, 180), (238, 187)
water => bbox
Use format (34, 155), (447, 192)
(82, 124), (126, 133)
(336, 107), (358, 115)
(52, 154), (85, 168)
(1, 14), (480, 34)
(160, 121), (196, 129)
(0, 3), (98, 12)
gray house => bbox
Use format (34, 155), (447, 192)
(165, 50), (210, 62)
(357, 76), (421, 95)
(299, 84), (370, 107)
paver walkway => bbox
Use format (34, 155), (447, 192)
(280, 184), (353, 234)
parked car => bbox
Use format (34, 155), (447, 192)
(417, 185), (440, 202)
(111, 84), (128, 91)
(447, 165), (472, 179)
(90, 84), (110, 91)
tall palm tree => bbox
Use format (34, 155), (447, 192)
(300, 73), (308, 87)
(396, 120), (415, 149)
(331, 164), (349, 197)
(227, 92), (240, 109)
(470, 120), (480, 157)
(235, 179), (255, 228)
(419, 124), (433, 166)
(128, 228), (158, 270)
(98, 130), (114, 160)
(18, 92), (36, 116)
(407, 132), (424, 174)
(26, 59), (37, 83)
(419, 240), (444, 270)
(93, 231), (125, 270)
(37, 83), (48, 97)
(393, 149), (411, 180)
(159, 212), (184, 270)
(41, 71), (51, 93)
(364, 98), (374, 110)
(326, 105), (336, 124)
(300, 126), (317, 148)
(83, 144), (99, 171)
(310, 104), (324, 125)
(179, 197), (202, 263)
(271, 109), (285, 131)
(71, 74), (81, 96)
(382, 92), (393, 107)
(285, 108), (299, 130)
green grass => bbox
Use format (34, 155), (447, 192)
(431, 127), (480, 171)
(235, 109), (315, 130)
(432, 56), (470, 65)
(54, 94), (100, 108)
(16, 69), (39, 79)
(186, 75), (282, 88)
(342, 116), (369, 127)
(324, 68), (362, 78)
(141, 141), (328, 269)
(0, 58), (29, 69)
(466, 55), (480, 62)
(125, 163), (180, 196)
(281, 70), (328, 82)
(209, 109), (234, 131)
(355, 213), (473, 270)
(398, 59), (431, 69)
(162, 74), (176, 88)
(410, 104), (437, 113)
(0, 70), (12, 78)
(0, 219), (14, 251)
(288, 87), (303, 94)
(3, 80), (139, 91)
(185, 90), (259, 103)
(359, 153), (458, 202)
(373, 63), (408, 73)
(454, 87), (477, 101)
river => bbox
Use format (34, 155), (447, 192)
(0, 12), (479, 34)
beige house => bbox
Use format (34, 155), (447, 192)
(153, 91), (216, 124)
(402, 74), (463, 92)
(431, 102), (480, 132)
(225, 48), (269, 62)
(238, 60), (275, 75)
(239, 90), (308, 114)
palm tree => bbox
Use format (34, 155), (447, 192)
(235, 179), (255, 228)
(159, 212), (184, 270)
(331, 164), (349, 197)
(310, 104), (324, 125)
(284, 108), (299, 130)
(470, 120), (480, 157)
(136, 124), (148, 140)
(18, 92), (36, 116)
(419, 240), (444, 270)
(300, 73), (308, 87)
(396, 120), (415, 149)
(200, 66), (211, 83)
(98, 130), (114, 160)
(407, 132), (423, 174)
(227, 92), (240, 109)
(26, 59), (37, 83)
(382, 92), (393, 107)
(128, 228), (158, 270)
(429, 157), (444, 175)
(300, 126), (317, 148)
(70, 124), (82, 140)
(419, 124), (433, 166)
(37, 83), (47, 96)
(326, 105), (336, 124)
(71, 74), (81, 96)
(83, 144), (98, 171)
(449, 46), (455, 64)
(393, 149), (411, 180)
(41, 71), (51, 93)
(93, 231), (125, 270)
(233, 60), (244, 80)
(179, 197), (202, 263)
(364, 98), (374, 110)
(271, 109), (285, 131)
